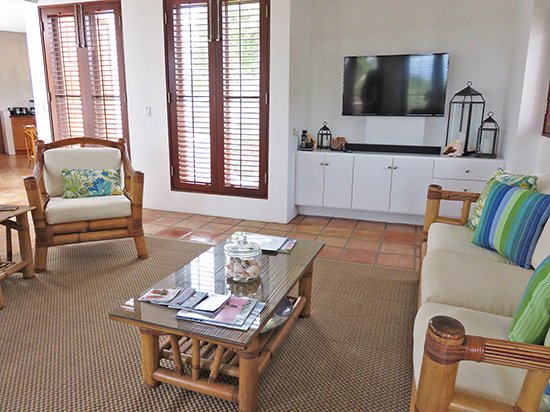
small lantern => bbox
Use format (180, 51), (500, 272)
(446, 81), (485, 155)
(474, 112), (499, 158)
(317, 121), (332, 149)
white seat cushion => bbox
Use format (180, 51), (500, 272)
(414, 303), (545, 411)
(427, 223), (510, 264)
(44, 147), (123, 197)
(421, 251), (533, 317)
(45, 196), (131, 225)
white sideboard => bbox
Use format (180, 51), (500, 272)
(295, 151), (505, 224)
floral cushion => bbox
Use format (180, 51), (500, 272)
(62, 168), (123, 198)
(466, 168), (538, 230)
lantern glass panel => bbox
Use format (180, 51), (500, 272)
(447, 100), (484, 154)
(479, 131), (496, 155)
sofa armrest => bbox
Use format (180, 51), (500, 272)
(415, 316), (550, 412)
(423, 184), (481, 236)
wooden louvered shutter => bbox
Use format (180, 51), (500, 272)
(83, 3), (128, 141)
(40, 2), (128, 144)
(42, 7), (85, 140)
(218, 0), (268, 197)
(166, 0), (269, 198)
(167, 0), (214, 191)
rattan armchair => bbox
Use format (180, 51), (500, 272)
(24, 137), (148, 272)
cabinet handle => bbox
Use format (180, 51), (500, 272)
(387, 166), (392, 169)
(463, 188), (469, 192)
(393, 166), (398, 170)
(325, 163), (329, 166)
(465, 169), (471, 173)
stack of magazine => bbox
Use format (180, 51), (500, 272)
(138, 287), (265, 331)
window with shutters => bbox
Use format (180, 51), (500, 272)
(165, 0), (269, 198)
(544, 83), (550, 137)
(40, 1), (129, 143)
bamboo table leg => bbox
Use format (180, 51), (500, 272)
(140, 329), (161, 388)
(16, 214), (34, 279)
(298, 262), (313, 318)
(238, 337), (260, 412)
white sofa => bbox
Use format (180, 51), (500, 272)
(412, 175), (550, 411)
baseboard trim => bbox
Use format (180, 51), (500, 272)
(296, 206), (424, 225)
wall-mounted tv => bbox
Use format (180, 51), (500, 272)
(342, 53), (449, 117)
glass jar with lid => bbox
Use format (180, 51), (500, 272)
(223, 235), (262, 282)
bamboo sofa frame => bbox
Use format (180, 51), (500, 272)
(411, 184), (550, 412)
(24, 138), (148, 272)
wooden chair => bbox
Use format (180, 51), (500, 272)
(24, 137), (148, 272)
(412, 184), (550, 412)
(23, 126), (38, 167)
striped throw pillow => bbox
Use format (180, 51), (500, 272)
(472, 181), (550, 268)
(466, 168), (537, 230)
(508, 255), (550, 344)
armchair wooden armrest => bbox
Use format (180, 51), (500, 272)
(415, 316), (550, 412)
(423, 184), (481, 236)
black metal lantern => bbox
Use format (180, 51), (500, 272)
(446, 81), (485, 155)
(474, 112), (499, 158)
(317, 121), (332, 149)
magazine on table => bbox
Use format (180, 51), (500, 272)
(176, 298), (264, 330)
(138, 288), (181, 305)
(167, 288), (203, 309)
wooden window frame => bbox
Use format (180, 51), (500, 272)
(544, 82), (550, 137)
(164, 0), (270, 199)
(40, 1), (129, 146)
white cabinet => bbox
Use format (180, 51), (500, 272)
(295, 152), (353, 208)
(390, 157), (435, 215)
(295, 151), (504, 219)
(352, 155), (392, 212)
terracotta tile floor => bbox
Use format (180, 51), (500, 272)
(0, 154), (423, 270)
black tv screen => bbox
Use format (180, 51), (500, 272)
(342, 53), (449, 116)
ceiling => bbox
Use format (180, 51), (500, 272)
(0, 0), (29, 33)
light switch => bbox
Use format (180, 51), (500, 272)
(145, 106), (152, 117)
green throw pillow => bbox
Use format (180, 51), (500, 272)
(508, 255), (550, 344)
(62, 168), (123, 199)
(467, 168), (537, 230)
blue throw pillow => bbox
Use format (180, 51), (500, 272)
(472, 181), (550, 268)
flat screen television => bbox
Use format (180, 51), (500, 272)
(342, 53), (449, 116)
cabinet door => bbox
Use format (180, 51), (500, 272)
(390, 157), (435, 215)
(323, 153), (354, 208)
(295, 152), (325, 206)
(351, 155), (392, 212)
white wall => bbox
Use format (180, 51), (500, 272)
(0, 0), (26, 33)
(303, 0), (520, 151)
(288, 0), (312, 218)
(0, 30), (33, 154)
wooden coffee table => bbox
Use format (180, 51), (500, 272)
(109, 238), (323, 412)
(0, 205), (35, 310)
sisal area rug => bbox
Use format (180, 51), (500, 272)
(0, 236), (417, 411)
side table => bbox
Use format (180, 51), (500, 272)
(0, 205), (35, 309)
